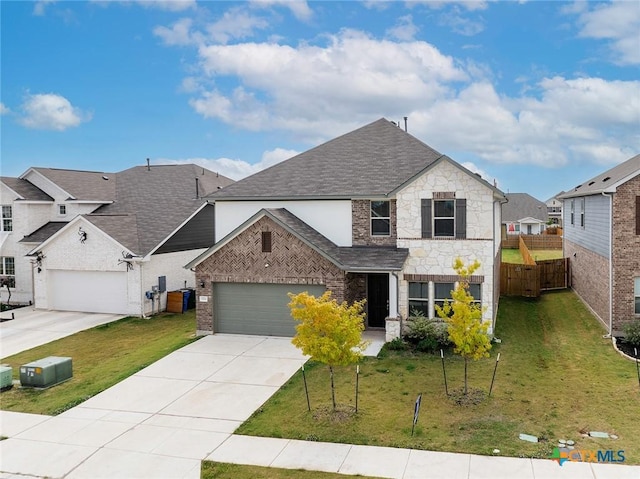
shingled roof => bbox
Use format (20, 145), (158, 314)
(27, 167), (117, 201)
(502, 193), (548, 222)
(209, 118), (446, 200)
(88, 164), (234, 255)
(559, 154), (640, 199)
(1, 177), (53, 201)
(187, 208), (408, 271)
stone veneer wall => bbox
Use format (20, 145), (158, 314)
(195, 216), (346, 333)
(352, 199), (397, 246)
(564, 239), (610, 330)
(611, 175), (640, 334)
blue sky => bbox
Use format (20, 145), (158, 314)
(2, 0), (639, 201)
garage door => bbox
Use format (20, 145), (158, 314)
(48, 270), (128, 314)
(214, 283), (326, 336)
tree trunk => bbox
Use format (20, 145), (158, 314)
(464, 358), (468, 395)
(329, 365), (336, 410)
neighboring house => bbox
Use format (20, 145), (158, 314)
(546, 193), (564, 226)
(558, 154), (640, 336)
(187, 119), (506, 341)
(502, 193), (548, 236)
(1, 165), (233, 315)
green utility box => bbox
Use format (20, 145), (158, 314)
(0, 365), (12, 390)
(20, 356), (72, 388)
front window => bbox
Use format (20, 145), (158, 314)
(371, 201), (390, 236)
(635, 278), (640, 315)
(434, 282), (455, 316)
(434, 200), (455, 237)
(0, 257), (15, 287)
(468, 283), (482, 305)
(1, 205), (12, 232)
(408, 282), (428, 317)
(570, 200), (575, 226)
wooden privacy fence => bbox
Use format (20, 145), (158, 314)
(501, 258), (570, 298)
(502, 234), (563, 250)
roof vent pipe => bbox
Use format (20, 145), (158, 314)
(195, 176), (199, 199)
(146, 158), (150, 171)
(404, 116), (408, 132)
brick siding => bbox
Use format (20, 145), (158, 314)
(564, 239), (610, 330)
(352, 199), (397, 246)
(195, 216), (346, 333)
(612, 175), (640, 334)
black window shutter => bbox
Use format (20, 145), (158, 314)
(636, 196), (640, 235)
(456, 199), (467, 239)
(421, 199), (432, 238)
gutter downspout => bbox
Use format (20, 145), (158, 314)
(602, 191), (613, 338)
(494, 195), (509, 332)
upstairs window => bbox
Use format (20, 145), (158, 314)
(422, 197), (466, 239)
(434, 200), (455, 237)
(58, 204), (67, 216)
(635, 278), (640, 315)
(570, 200), (575, 226)
(636, 196), (639, 236)
(1, 206), (12, 232)
(580, 198), (585, 228)
(261, 231), (272, 253)
(371, 200), (390, 236)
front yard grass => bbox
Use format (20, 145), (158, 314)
(0, 311), (197, 415)
(237, 291), (640, 464)
(201, 462), (380, 479)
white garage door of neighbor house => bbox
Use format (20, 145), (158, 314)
(214, 283), (326, 337)
(48, 270), (128, 314)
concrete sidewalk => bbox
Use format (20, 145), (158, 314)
(0, 307), (124, 358)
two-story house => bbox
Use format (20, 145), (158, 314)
(558, 154), (639, 336)
(1, 164), (233, 315)
(187, 119), (506, 341)
(546, 193), (563, 226)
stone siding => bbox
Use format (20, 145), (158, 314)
(195, 216), (346, 333)
(352, 199), (397, 246)
(564, 239), (610, 330)
(612, 175), (640, 334)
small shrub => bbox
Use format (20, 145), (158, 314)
(405, 311), (451, 349)
(623, 320), (640, 346)
(417, 337), (439, 353)
(386, 337), (407, 351)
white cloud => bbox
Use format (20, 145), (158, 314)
(206, 7), (270, 44)
(386, 15), (419, 41)
(33, 0), (56, 16)
(19, 93), (91, 131)
(156, 147), (298, 180)
(570, 0), (640, 65)
(412, 1), (489, 12)
(154, 18), (202, 46)
(191, 30), (467, 138)
(0, 103), (10, 115)
(250, 0), (313, 21)
(92, 0), (196, 12)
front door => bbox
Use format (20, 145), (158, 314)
(367, 274), (389, 328)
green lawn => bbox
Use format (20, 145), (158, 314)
(0, 311), (197, 415)
(502, 249), (563, 264)
(237, 291), (640, 464)
(201, 462), (380, 479)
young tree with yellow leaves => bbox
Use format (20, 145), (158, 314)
(288, 291), (368, 410)
(436, 258), (492, 395)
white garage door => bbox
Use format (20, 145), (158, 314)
(48, 270), (128, 314)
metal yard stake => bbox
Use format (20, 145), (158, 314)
(411, 393), (422, 436)
(440, 349), (449, 396)
(635, 348), (640, 391)
(355, 365), (360, 413)
(489, 352), (501, 397)
(301, 365), (311, 412)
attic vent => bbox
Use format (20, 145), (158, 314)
(575, 185), (582, 190)
(588, 181), (595, 186)
(102, 176), (109, 180)
(602, 176), (611, 182)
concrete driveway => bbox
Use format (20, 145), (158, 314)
(0, 334), (306, 478)
(0, 307), (125, 358)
